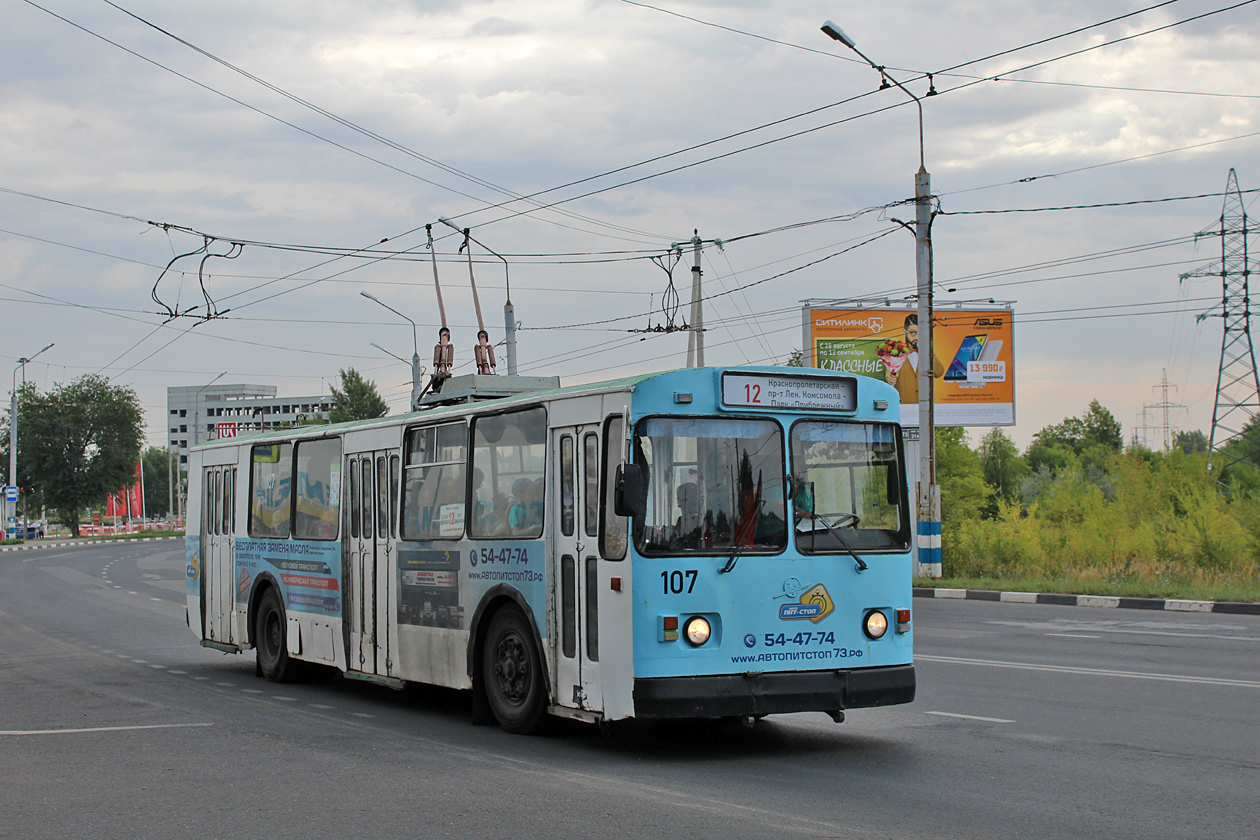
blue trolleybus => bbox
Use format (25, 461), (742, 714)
(186, 366), (915, 733)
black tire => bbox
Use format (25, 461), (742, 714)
(255, 587), (296, 683)
(481, 606), (548, 734)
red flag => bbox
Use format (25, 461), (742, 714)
(129, 460), (144, 518)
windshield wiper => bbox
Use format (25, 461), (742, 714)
(809, 515), (868, 573)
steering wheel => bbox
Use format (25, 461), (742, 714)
(822, 511), (860, 528)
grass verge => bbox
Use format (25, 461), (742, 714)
(914, 576), (1260, 603)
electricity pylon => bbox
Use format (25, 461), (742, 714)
(1182, 169), (1260, 474)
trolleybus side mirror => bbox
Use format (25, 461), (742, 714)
(614, 463), (644, 518)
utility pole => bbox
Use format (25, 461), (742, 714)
(8, 343), (53, 539)
(823, 20), (940, 577)
(1182, 169), (1260, 473)
(362, 292), (422, 409)
(686, 231), (704, 368)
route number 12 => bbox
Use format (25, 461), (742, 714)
(744, 383), (761, 404)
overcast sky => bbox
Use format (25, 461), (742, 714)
(3, 0), (1259, 451)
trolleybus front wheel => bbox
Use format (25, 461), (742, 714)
(482, 606), (547, 734)
(255, 587), (296, 683)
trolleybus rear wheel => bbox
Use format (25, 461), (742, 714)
(482, 606), (547, 734)
(255, 587), (296, 683)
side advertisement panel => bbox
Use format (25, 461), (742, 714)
(807, 306), (1015, 427)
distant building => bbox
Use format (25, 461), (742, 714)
(166, 384), (333, 465)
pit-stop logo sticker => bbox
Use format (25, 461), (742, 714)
(778, 583), (834, 624)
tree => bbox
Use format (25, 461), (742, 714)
(141, 446), (171, 518)
(978, 428), (1027, 501)
(7, 375), (144, 537)
(935, 427), (989, 527)
(784, 348), (804, 367)
(1082, 399), (1123, 452)
(328, 368), (388, 423)
(1174, 429), (1208, 455)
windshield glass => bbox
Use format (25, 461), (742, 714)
(633, 417), (786, 555)
(790, 421), (909, 553)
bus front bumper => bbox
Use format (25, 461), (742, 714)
(632, 664), (915, 719)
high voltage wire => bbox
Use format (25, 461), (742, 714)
(11, 0), (1253, 318)
(21, 0), (670, 247)
(98, 0), (670, 242)
(436, 1), (1260, 236)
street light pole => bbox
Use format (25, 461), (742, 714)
(361, 292), (423, 409)
(8, 343), (54, 539)
(822, 21), (941, 578)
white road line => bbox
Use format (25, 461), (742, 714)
(917, 654), (1260, 688)
(1044, 633), (1101, 639)
(924, 711), (1015, 723)
(0, 723), (212, 736)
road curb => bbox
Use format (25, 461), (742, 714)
(0, 536), (181, 552)
(913, 587), (1260, 616)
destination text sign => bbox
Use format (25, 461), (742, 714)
(721, 373), (857, 412)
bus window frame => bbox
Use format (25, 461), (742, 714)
(401, 420), (469, 542)
(599, 414), (627, 561)
(787, 417), (911, 555)
(248, 442), (294, 540)
(467, 405), (548, 541)
(630, 413), (789, 559)
(292, 437), (342, 542)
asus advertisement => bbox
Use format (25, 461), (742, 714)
(804, 305), (1015, 427)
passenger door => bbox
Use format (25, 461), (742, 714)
(550, 426), (603, 711)
(345, 450), (398, 676)
(200, 465), (236, 644)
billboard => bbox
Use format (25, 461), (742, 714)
(803, 302), (1015, 427)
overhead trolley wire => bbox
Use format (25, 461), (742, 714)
(98, 0), (671, 244)
(21, 0), (665, 246)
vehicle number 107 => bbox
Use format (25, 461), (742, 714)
(661, 569), (698, 594)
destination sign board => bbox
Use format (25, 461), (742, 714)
(721, 373), (856, 412)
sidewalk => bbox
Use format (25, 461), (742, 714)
(0, 535), (181, 553)
(914, 586), (1260, 616)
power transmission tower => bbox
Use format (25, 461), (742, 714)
(1181, 169), (1260, 473)
(1134, 406), (1156, 450)
(1150, 368), (1186, 451)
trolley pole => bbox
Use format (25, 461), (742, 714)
(822, 20), (940, 577)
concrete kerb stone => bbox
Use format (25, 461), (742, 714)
(913, 586), (1260, 616)
(0, 536), (181, 553)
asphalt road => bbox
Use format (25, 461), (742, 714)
(1, 540), (1256, 839)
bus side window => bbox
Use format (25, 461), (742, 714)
(222, 467), (231, 535)
(349, 460), (360, 539)
(600, 415), (627, 560)
(249, 443), (292, 539)
(390, 455), (400, 538)
(583, 432), (599, 537)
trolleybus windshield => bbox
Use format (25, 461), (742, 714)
(633, 417), (786, 555)
(790, 421), (909, 553)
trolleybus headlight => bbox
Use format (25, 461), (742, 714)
(683, 616), (712, 647)
(864, 610), (888, 640)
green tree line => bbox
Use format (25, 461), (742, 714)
(934, 401), (1260, 597)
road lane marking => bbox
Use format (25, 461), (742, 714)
(917, 654), (1260, 688)
(925, 711), (1014, 723)
(0, 723), (212, 736)
(1044, 633), (1100, 639)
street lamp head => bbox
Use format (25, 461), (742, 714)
(820, 20), (855, 49)
(360, 291), (380, 303)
